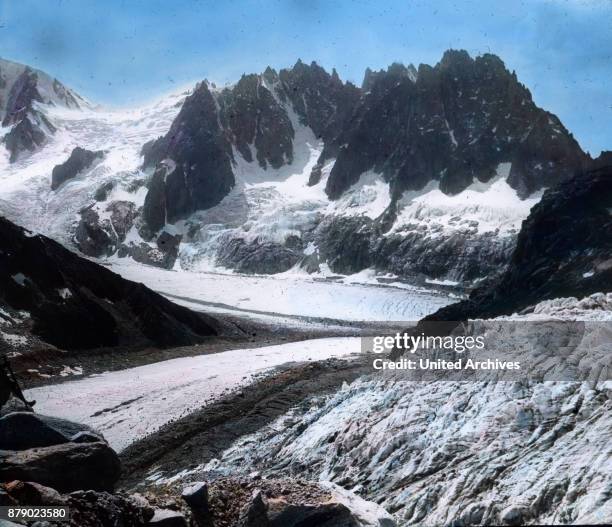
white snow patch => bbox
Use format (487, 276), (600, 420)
(390, 163), (540, 237)
(0, 332), (28, 347)
(57, 288), (72, 299)
(59, 365), (83, 377)
(425, 278), (460, 287)
(332, 171), (392, 220)
(11, 273), (28, 286)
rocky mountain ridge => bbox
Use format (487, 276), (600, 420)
(0, 57), (85, 162)
(0, 51), (598, 287)
(128, 50), (590, 283)
(0, 216), (219, 352)
(424, 163), (612, 321)
(142, 50), (587, 229)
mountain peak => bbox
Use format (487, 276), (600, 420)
(0, 57), (86, 162)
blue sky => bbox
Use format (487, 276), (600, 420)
(0, 0), (610, 155)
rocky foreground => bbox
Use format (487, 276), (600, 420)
(0, 396), (395, 527)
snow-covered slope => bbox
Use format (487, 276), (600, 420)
(0, 86), (188, 244)
(107, 259), (453, 322)
(0, 78), (537, 287)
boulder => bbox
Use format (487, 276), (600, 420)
(0, 486), (17, 506)
(149, 508), (188, 527)
(3, 480), (65, 505)
(181, 481), (210, 524)
(0, 441), (121, 492)
(237, 490), (269, 527)
(71, 431), (105, 444)
(4, 482), (154, 527)
(67, 490), (153, 527)
(0, 397), (34, 417)
(0, 412), (103, 451)
(0, 412), (69, 450)
(266, 497), (354, 527)
(51, 147), (104, 190)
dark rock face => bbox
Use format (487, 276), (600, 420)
(277, 60), (360, 182)
(137, 51), (587, 283)
(0, 216), (218, 350)
(0, 412), (102, 451)
(118, 235), (181, 270)
(218, 73), (294, 169)
(426, 166), (612, 321)
(149, 509), (188, 526)
(0, 441), (121, 493)
(142, 83), (235, 227)
(51, 147), (104, 190)
(324, 50), (586, 200)
(311, 215), (516, 283)
(2, 67), (44, 126)
(74, 207), (117, 258)
(75, 201), (136, 258)
(141, 61), (360, 232)
(217, 238), (301, 275)
(3, 113), (53, 163)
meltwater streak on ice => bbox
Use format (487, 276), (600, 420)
(25, 337), (362, 452)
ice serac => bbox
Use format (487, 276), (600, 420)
(325, 50), (586, 200)
(0, 216), (219, 350)
(0, 57), (83, 162)
(426, 164), (612, 321)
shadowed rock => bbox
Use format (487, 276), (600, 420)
(51, 147), (104, 190)
(424, 165), (612, 322)
(0, 216), (219, 350)
(0, 442), (121, 492)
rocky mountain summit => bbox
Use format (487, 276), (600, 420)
(323, 50), (586, 199)
(144, 50), (585, 225)
(127, 50), (588, 282)
(0, 57), (84, 162)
